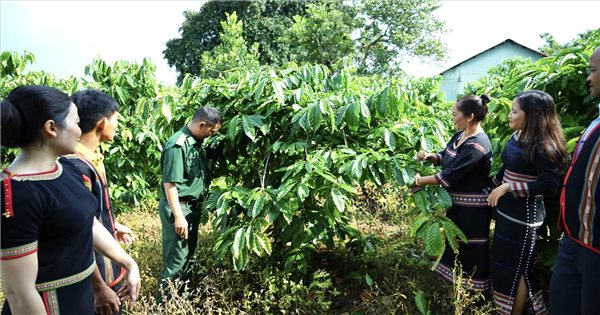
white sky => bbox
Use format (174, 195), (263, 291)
(1, 0), (599, 85)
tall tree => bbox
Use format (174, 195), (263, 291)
(164, 0), (307, 82)
(354, 0), (446, 75)
(164, 0), (446, 80)
(282, 2), (357, 69)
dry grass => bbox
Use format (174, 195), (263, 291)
(117, 201), (164, 299)
(1, 186), (497, 314)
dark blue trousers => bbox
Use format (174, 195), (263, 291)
(549, 236), (600, 315)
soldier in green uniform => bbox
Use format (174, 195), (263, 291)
(157, 107), (221, 302)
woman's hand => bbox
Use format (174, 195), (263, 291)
(412, 173), (422, 187)
(117, 261), (140, 303)
(114, 222), (135, 245)
(415, 150), (438, 164)
(415, 150), (428, 161)
(487, 183), (510, 206)
(410, 173), (424, 193)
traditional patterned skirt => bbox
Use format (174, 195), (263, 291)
(1, 263), (95, 315)
(491, 194), (548, 315)
(434, 192), (493, 291)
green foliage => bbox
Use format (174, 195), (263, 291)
(282, 2), (357, 70)
(355, 0), (446, 75)
(164, 0), (446, 79)
(539, 28), (600, 57)
(109, 199), (494, 314)
(198, 63), (453, 271)
(200, 12), (260, 78)
(538, 32), (562, 56)
(255, 269), (340, 313)
(6, 27), (599, 313)
(0, 52), (177, 206)
(410, 186), (466, 269)
(0, 50), (82, 97)
(123, 207), (341, 314)
(1, 49), (458, 270)
(0, 50), (36, 79)
(164, 0), (308, 82)
(415, 290), (433, 315)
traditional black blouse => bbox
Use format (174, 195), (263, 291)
(1, 158), (97, 314)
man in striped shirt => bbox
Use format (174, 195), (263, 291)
(550, 46), (600, 314)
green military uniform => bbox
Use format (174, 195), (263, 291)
(158, 126), (207, 299)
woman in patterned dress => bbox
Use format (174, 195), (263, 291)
(413, 94), (494, 291)
(487, 90), (567, 315)
(0, 85), (141, 314)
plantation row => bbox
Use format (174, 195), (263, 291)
(0, 30), (598, 273)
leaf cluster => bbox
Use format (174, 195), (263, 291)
(195, 63), (451, 270)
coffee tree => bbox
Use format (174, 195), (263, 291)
(188, 62), (464, 271)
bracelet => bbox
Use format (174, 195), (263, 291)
(415, 177), (422, 186)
